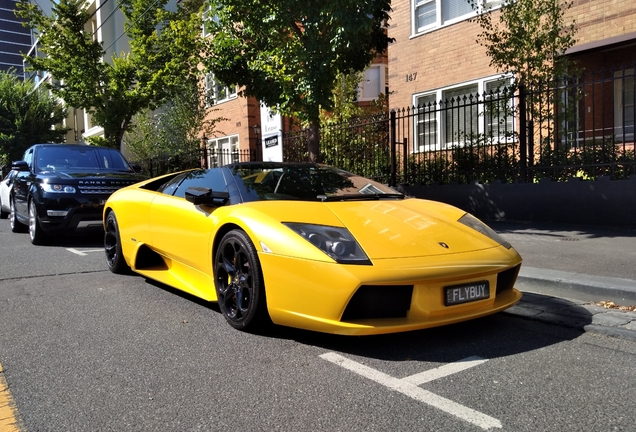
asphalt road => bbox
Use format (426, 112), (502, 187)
(1, 219), (636, 431)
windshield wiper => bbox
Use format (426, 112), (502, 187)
(317, 193), (405, 202)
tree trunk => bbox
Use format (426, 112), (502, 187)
(307, 119), (321, 163)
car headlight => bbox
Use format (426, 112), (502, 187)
(458, 213), (511, 249)
(42, 183), (76, 193)
(283, 223), (371, 265)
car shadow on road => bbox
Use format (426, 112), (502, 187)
(264, 293), (593, 364)
(138, 274), (594, 364)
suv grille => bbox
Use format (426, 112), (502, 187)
(77, 181), (136, 195)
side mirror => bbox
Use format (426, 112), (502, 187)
(11, 160), (29, 171)
(131, 163), (142, 172)
(185, 187), (229, 206)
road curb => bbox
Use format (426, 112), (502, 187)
(516, 267), (636, 305)
(504, 288), (636, 342)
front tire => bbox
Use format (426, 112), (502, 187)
(104, 211), (130, 274)
(214, 230), (269, 331)
(10, 198), (26, 233)
(29, 199), (49, 245)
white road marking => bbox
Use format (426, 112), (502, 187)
(320, 352), (501, 430)
(66, 248), (103, 256)
(402, 355), (488, 385)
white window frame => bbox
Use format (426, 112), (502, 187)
(204, 72), (237, 106)
(357, 65), (388, 102)
(207, 135), (240, 167)
(411, 0), (503, 37)
(614, 69), (635, 141)
(202, 5), (217, 37)
(412, 75), (515, 152)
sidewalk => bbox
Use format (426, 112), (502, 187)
(488, 221), (636, 342)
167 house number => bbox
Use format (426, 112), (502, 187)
(406, 72), (417, 82)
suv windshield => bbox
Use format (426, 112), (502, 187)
(35, 146), (133, 173)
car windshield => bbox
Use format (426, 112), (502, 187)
(35, 146), (133, 173)
(230, 163), (403, 202)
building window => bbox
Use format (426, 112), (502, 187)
(204, 72), (237, 106)
(413, 76), (514, 151)
(484, 78), (515, 138)
(207, 135), (239, 167)
(412, 0), (501, 36)
(414, 94), (438, 150)
(614, 69), (635, 141)
(202, 5), (217, 37)
(357, 65), (387, 101)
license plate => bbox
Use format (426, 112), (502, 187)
(444, 281), (490, 306)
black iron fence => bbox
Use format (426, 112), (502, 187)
(132, 65), (635, 185)
(132, 147), (262, 178)
(282, 113), (392, 183)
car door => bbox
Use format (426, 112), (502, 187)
(148, 168), (229, 276)
(12, 147), (35, 218)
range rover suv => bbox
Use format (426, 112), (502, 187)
(10, 144), (146, 245)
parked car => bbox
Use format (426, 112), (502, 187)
(104, 162), (522, 335)
(11, 144), (146, 244)
(0, 169), (17, 219)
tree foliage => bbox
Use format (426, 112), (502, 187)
(202, 0), (393, 162)
(16, 0), (205, 149)
(125, 79), (226, 161)
(0, 70), (68, 164)
(471, 0), (577, 85)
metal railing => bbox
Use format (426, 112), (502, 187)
(132, 65), (635, 185)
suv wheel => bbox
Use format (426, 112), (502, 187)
(29, 199), (48, 245)
(10, 198), (26, 233)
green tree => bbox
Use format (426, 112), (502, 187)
(202, 0), (393, 162)
(16, 0), (205, 149)
(471, 0), (578, 180)
(471, 0), (577, 85)
(0, 70), (68, 163)
(125, 79), (226, 162)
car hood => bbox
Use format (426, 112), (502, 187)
(322, 199), (502, 259)
(240, 198), (506, 261)
(38, 171), (144, 181)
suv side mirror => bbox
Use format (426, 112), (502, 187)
(11, 161), (29, 171)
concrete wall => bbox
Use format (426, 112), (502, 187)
(400, 177), (636, 226)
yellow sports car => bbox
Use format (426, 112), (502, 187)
(104, 162), (522, 335)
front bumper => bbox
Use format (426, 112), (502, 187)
(35, 194), (108, 235)
(259, 247), (523, 335)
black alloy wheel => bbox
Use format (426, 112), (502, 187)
(9, 198), (26, 233)
(214, 230), (269, 331)
(104, 211), (130, 274)
(28, 199), (48, 245)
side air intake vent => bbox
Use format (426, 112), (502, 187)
(496, 264), (521, 295)
(341, 285), (413, 321)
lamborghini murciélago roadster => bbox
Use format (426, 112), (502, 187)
(103, 162), (522, 335)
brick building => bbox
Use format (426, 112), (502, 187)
(386, 0), (636, 152)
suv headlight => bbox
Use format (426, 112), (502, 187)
(458, 213), (511, 249)
(283, 223), (371, 265)
(42, 184), (76, 193)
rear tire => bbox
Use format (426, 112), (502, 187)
(10, 198), (26, 233)
(104, 211), (130, 274)
(0, 197), (8, 219)
(214, 229), (269, 331)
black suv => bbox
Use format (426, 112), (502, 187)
(10, 144), (146, 244)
